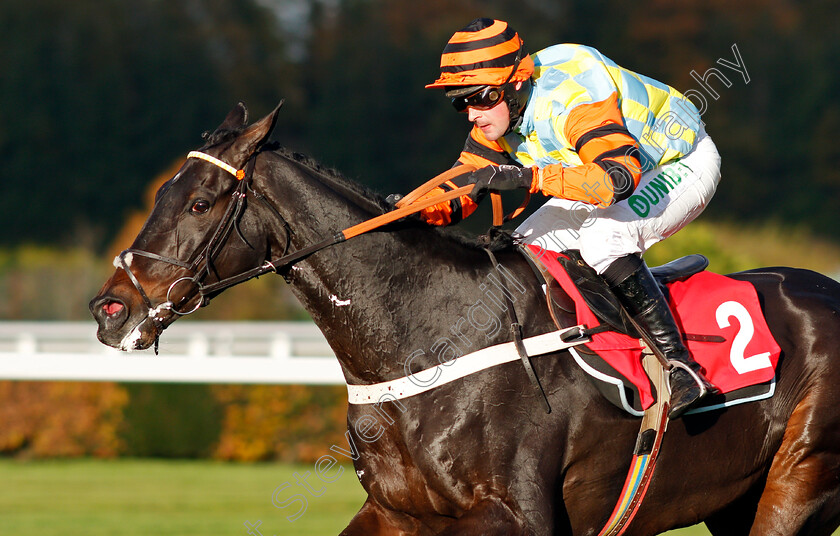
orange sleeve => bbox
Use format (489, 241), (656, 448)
(419, 126), (511, 226)
(537, 92), (643, 207)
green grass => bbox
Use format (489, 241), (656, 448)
(0, 458), (366, 536)
(664, 528), (710, 536)
(1, 459), (833, 535)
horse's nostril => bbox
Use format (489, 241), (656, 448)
(102, 301), (124, 316)
(92, 297), (126, 320)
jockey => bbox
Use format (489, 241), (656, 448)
(418, 18), (721, 419)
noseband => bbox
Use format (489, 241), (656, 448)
(116, 151), (264, 327)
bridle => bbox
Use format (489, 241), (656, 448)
(114, 147), (507, 350)
(116, 151), (265, 324)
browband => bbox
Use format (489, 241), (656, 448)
(187, 151), (245, 180)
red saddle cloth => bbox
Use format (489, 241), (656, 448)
(530, 245), (782, 411)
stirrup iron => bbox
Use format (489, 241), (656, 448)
(666, 360), (709, 399)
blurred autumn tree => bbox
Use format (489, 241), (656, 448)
(0, 0), (298, 249)
(213, 384), (348, 462)
(0, 381), (349, 461)
(0, 381), (127, 457)
(2, 0), (838, 247)
(297, 0), (840, 236)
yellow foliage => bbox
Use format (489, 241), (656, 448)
(212, 385), (349, 463)
(0, 381), (128, 458)
(645, 220), (840, 276)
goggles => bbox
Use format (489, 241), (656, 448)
(451, 86), (505, 113)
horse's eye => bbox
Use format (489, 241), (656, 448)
(191, 200), (211, 215)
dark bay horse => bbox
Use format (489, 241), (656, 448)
(90, 103), (840, 535)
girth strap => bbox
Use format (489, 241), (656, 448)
(346, 326), (591, 404)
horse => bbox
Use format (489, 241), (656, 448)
(90, 102), (840, 535)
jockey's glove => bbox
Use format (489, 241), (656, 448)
(467, 165), (537, 202)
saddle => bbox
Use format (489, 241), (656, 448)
(518, 244), (781, 416)
(521, 247), (708, 341)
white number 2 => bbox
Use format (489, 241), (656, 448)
(715, 301), (772, 374)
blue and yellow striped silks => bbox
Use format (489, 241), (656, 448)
(500, 44), (702, 172)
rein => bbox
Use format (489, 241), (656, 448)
(117, 150), (514, 323)
(196, 161), (481, 296)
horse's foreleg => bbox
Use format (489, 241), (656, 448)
(750, 390), (840, 535)
(435, 496), (530, 536)
(339, 497), (429, 536)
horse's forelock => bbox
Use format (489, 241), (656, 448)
(200, 127), (245, 148)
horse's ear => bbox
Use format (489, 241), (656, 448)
(226, 100), (284, 166)
(217, 102), (249, 132)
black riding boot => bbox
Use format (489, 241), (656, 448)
(608, 260), (715, 419)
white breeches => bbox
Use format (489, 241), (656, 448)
(515, 127), (722, 274)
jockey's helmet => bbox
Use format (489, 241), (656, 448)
(426, 18), (534, 130)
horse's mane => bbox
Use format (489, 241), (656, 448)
(276, 146), (389, 209)
(271, 145), (517, 254)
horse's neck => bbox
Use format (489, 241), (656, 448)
(263, 153), (524, 384)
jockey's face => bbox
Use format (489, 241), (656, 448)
(467, 100), (510, 142)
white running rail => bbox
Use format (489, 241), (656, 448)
(0, 322), (345, 384)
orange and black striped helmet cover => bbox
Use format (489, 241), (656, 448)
(426, 18), (534, 89)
